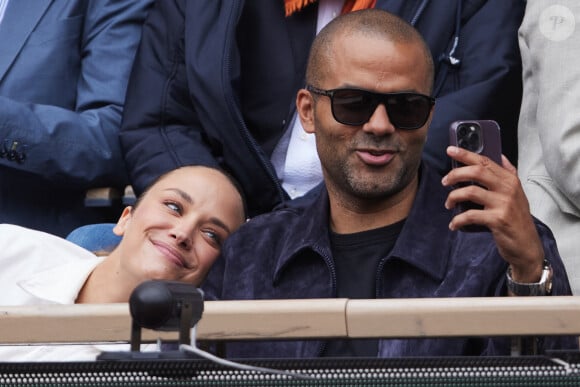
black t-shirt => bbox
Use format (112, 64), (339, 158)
(322, 220), (405, 357)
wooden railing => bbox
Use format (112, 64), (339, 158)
(0, 297), (579, 344)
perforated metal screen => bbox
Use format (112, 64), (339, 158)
(1, 352), (580, 386)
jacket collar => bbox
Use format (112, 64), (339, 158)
(273, 185), (333, 281)
(273, 162), (454, 282)
(0, 0), (52, 83)
(388, 162), (454, 281)
(18, 256), (104, 304)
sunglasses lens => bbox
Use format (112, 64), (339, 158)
(331, 89), (377, 125)
(386, 94), (432, 130)
(329, 89), (432, 129)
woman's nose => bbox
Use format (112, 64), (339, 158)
(170, 225), (193, 250)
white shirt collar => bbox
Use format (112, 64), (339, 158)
(18, 256), (105, 304)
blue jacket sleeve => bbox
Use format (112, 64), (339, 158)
(422, 0), (525, 173)
(0, 0), (152, 189)
(483, 219), (578, 356)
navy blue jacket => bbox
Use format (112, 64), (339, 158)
(0, 0), (152, 237)
(120, 0), (525, 218)
(204, 162), (575, 358)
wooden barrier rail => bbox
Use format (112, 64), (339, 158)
(0, 297), (579, 344)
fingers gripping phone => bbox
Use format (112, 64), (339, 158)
(449, 120), (502, 232)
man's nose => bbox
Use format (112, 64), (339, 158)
(362, 104), (396, 136)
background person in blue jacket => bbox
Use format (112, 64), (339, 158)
(203, 9), (576, 358)
(120, 0), (525, 220)
(0, 0), (152, 237)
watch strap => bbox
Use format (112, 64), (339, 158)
(506, 259), (553, 296)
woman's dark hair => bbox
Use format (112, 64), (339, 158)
(91, 166), (246, 256)
(134, 165), (248, 220)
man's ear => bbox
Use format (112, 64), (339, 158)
(296, 89), (316, 134)
(112, 206), (133, 236)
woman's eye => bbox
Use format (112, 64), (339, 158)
(203, 230), (222, 246)
(165, 202), (181, 213)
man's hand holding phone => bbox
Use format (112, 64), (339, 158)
(442, 145), (545, 286)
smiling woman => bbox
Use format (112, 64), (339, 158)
(0, 165), (246, 361)
(77, 166), (246, 304)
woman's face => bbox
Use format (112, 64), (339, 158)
(112, 166), (245, 286)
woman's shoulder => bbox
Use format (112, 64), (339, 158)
(0, 223), (97, 263)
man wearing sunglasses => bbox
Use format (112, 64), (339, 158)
(120, 0), (524, 223)
(205, 9), (575, 359)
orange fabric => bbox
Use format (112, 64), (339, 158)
(284, 0), (376, 17)
(340, 0), (377, 14)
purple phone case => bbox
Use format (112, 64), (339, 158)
(449, 120), (502, 232)
(449, 120), (502, 167)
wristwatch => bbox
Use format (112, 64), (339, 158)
(506, 259), (553, 296)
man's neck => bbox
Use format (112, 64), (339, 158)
(328, 176), (418, 234)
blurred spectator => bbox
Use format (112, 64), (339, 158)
(518, 0), (580, 294)
(0, 0), (152, 237)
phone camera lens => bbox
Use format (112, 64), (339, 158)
(457, 124), (481, 152)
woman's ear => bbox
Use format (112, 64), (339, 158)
(112, 206), (133, 236)
(296, 88), (316, 134)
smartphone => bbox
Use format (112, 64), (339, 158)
(449, 120), (502, 232)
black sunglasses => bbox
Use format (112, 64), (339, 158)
(306, 85), (435, 130)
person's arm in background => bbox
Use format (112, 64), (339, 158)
(517, 0), (580, 294)
(0, 0), (152, 189)
(520, 1), (580, 210)
(120, 1), (288, 219)
(119, 0), (220, 195)
(420, 0), (525, 173)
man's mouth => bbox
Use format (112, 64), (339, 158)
(356, 149), (396, 166)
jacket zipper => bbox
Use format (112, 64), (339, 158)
(313, 243), (337, 356)
(222, 1), (286, 205)
(409, 0), (429, 26)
